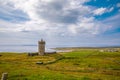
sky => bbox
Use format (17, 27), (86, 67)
(0, 0), (120, 47)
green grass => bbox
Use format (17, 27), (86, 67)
(0, 48), (120, 80)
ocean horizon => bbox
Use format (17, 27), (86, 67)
(0, 45), (37, 52)
(0, 44), (75, 52)
(0, 44), (120, 52)
(0, 45), (57, 52)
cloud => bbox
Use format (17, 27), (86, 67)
(0, 0), (119, 39)
(0, 0), (120, 47)
(117, 3), (120, 8)
(0, 0), (91, 33)
(93, 7), (114, 16)
(68, 17), (110, 36)
(0, 19), (19, 32)
(102, 13), (120, 27)
(108, 7), (114, 12)
(93, 7), (107, 15)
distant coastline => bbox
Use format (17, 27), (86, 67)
(0, 44), (37, 46)
(53, 46), (120, 50)
(0, 44), (120, 53)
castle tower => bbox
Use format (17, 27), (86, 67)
(38, 39), (45, 55)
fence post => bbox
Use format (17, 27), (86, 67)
(1, 73), (8, 80)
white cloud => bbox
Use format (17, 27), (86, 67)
(107, 7), (114, 12)
(93, 7), (114, 16)
(0, 0), (91, 33)
(117, 3), (120, 8)
(0, 19), (19, 32)
(93, 7), (107, 15)
(102, 13), (120, 27)
(0, 0), (118, 38)
(68, 17), (108, 35)
(0, 0), (120, 47)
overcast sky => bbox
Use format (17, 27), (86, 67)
(0, 0), (120, 47)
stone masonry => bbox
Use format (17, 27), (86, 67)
(38, 39), (45, 55)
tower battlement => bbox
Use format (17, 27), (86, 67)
(38, 40), (45, 44)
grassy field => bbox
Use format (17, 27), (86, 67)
(0, 48), (120, 80)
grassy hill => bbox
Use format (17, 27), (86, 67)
(0, 48), (120, 80)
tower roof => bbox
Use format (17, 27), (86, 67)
(39, 39), (45, 43)
(41, 39), (43, 41)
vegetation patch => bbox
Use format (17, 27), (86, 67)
(0, 48), (120, 80)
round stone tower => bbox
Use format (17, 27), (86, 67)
(38, 39), (45, 55)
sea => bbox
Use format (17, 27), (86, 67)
(0, 45), (55, 52)
(0, 45), (119, 53)
(0, 45), (36, 52)
(1, 44), (118, 53)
